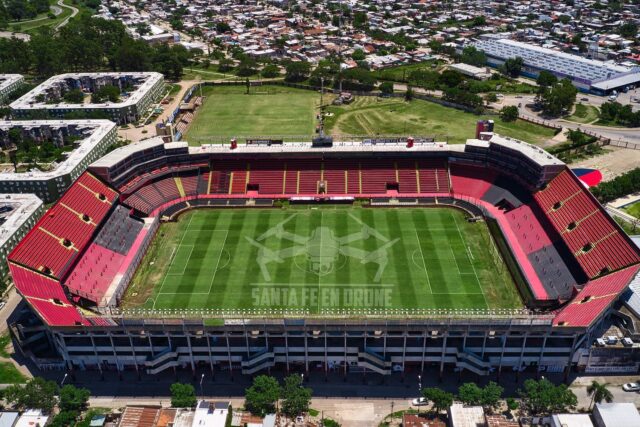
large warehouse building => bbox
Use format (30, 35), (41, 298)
(9, 72), (164, 124)
(0, 120), (117, 202)
(6, 134), (640, 379)
(473, 37), (640, 95)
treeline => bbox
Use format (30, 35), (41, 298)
(0, 15), (197, 80)
(0, 0), (49, 23)
(591, 167), (640, 203)
(600, 101), (640, 127)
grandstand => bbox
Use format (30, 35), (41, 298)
(7, 132), (640, 378)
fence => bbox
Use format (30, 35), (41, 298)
(200, 79), (491, 115)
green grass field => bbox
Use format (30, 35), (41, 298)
(182, 85), (556, 146)
(183, 85), (319, 144)
(123, 207), (522, 315)
(622, 202), (640, 219)
(325, 96), (557, 145)
(566, 104), (599, 124)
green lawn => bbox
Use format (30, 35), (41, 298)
(566, 104), (599, 124)
(7, 0), (79, 34)
(122, 207), (521, 315)
(622, 202), (640, 219)
(183, 85), (319, 145)
(324, 96), (557, 144)
(0, 362), (26, 384)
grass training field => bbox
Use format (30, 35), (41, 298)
(123, 207), (522, 315)
(324, 96), (557, 145)
(183, 85), (319, 144)
(182, 85), (557, 146)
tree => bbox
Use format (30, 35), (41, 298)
(59, 384), (90, 413)
(261, 64), (280, 78)
(281, 375), (312, 418)
(285, 61), (311, 82)
(536, 71), (557, 90)
(481, 382), (504, 413)
(539, 78), (577, 117)
(4, 377), (58, 413)
(379, 81), (394, 95)
(245, 375), (281, 416)
(215, 22), (231, 33)
(619, 22), (638, 39)
(501, 57), (523, 78)
(500, 106), (519, 122)
(519, 378), (577, 415)
(91, 85), (120, 103)
(586, 381), (612, 410)
(460, 46), (487, 67)
(170, 383), (197, 408)
(218, 58), (234, 73)
(351, 49), (365, 61)
(50, 411), (79, 427)
(439, 69), (463, 88)
(458, 383), (483, 406)
(405, 86), (414, 101)
(236, 57), (258, 76)
(63, 89), (85, 104)
(422, 387), (453, 414)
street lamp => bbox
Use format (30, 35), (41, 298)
(200, 373), (205, 398)
(418, 374), (422, 392)
(60, 373), (68, 386)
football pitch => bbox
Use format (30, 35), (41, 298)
(123, 207), (522, 314)
(183, 85), (319, 145)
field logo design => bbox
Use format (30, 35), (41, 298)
(246, 213), (399, 282)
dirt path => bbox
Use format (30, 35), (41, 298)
(571, 146), (640, 182)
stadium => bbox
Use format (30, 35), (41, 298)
(7, 128), (640, 379)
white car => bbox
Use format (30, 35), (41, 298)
(412, 397), (428, 406)
(622, 382), (640, 392)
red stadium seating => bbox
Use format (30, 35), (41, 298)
(504, 204), (554, 255)
(554, 264), (640, 327)
(65, 244), (125, 304)
(535, 170), (640, 279)
(450, 164), (496, 199)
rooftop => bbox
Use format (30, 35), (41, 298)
(0, 193), (42, 248)
(474, 37), (638, 84)
(10, 72), (163, 110)
(0, 74), (23, 91)
(0, 120), (116, 181)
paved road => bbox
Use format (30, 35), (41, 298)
(0, 288), (23, 334)
(54, 0), (78, 30)
(499, 94), (640, 145)
(77, 371), (640, 427)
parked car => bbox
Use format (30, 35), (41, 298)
(412, 397), (428, 406)
(581, 97), (589, 101)
(0, 301), (5, 310)
(622, 382), (640, 392)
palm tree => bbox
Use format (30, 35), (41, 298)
(587, 381), (613, 410)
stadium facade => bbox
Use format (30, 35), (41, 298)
(0, 120), (117, 202)
(0, 74), (24, 105)
(9, 72), (165, 124)
(7, 134), (640, 378)
(472, 37), (640, 95)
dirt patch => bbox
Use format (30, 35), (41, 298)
(571, 146), (640, 182)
